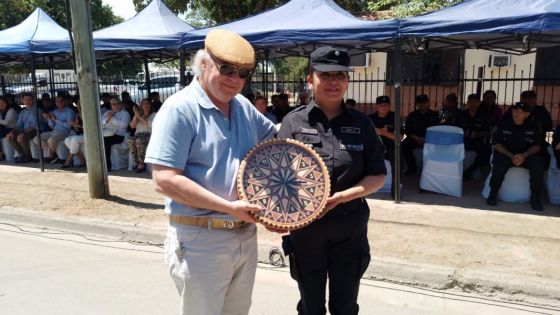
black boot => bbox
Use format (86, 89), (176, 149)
(530, 196), (544, 211)
(486, 190), (498, 206)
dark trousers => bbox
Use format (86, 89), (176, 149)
(555, 149), (560, 169)
(465, 141), (490, 174)
(286, 201), (370, 315)
(103, 135), (124, 171)
(489, 153), (544, 199)
(402, 137), (422, 172)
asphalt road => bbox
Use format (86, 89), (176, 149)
(0, 222), (558, 315)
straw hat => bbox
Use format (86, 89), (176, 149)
(205, 29), (255, 69)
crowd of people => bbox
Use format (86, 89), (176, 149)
(0, 90), (163, 173)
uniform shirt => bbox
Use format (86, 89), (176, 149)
(491, 117), (541, 155)
(404, 109), (439, 138)
(454, 107), (490, 146)
(15, 105), (45, 131)
(368, 111), (399, 151)
(503, 105), (552, 142)
(278, 101), (386, 196)
(145, 78), (276, 219)
(48, 107), (76, 132)
(553, 125), (560, 150)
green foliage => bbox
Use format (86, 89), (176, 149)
(269, 56), (308, 81)
(368, 0), (463, 18)
(133, 0), (369, 24)
(0, 0), (123, 31)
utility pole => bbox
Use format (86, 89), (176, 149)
(68, 0), (110, 198)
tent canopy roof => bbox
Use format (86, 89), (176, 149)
(93, 0), (195, 59)
(0, 8), (71, 64)
(399, 0), (560, 53)
(181, 0), (398, 57)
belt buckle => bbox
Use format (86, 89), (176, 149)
(223, 220), (235, 229)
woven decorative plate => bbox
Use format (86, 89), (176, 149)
(237, 138), (331, 231)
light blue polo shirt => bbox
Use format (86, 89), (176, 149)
(145, 78), (276, 219)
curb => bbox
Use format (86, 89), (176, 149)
(1, 207), (559, 303)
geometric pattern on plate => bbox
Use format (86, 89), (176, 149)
(237, 138), (330, 231)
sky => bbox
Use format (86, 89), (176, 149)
(101, 0), (137, 20)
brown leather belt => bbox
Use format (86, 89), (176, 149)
(169, 215), (248, 230)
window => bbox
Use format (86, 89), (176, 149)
(534, 47), (560, 82)
(387, 50), (462, 85)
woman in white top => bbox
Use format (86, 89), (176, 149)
(128, 98), (156, 173)
(101, 97), (131, 171)
(0, 97), (19, 160)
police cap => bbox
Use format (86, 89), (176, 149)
(310, 46), (352, 72)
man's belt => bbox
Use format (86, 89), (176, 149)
(169, 215), (247, 230)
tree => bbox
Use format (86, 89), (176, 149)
(368, 0), (463, 18)
(133, 0), (370, 24)
(0, 0), (123, 31)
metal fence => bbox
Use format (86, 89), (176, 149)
(2, 66), (559, 126)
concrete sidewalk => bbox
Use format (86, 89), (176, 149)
(0, 163), (559, 305)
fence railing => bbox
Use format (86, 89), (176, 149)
(1, 69), (559, 126)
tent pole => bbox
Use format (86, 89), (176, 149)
(31, 55), (45, 172)
(179, 48), (186, 88)
(264, 50), (270, 100)
(144, 56), (151, 97)
(49, 56), (56, 98)
(393, 38), (403, 203)
(69, 0), (110, 198)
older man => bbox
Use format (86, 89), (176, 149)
(145, 29), (276, 315)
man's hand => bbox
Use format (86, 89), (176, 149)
(414, 136), (425, 146)
(16, 133), (25, 142)
(6, 131), (14, 140)
(512, 154), (525, 166)
(228, 200), (261, 223)
(42, 113), (51, 120)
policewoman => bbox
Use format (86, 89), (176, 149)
(277, 47), (386, 315)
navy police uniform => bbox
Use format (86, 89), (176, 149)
(454, 107), (491, 177)
(553, 125), (560, 169)
(278, 101), (386, 315)
(488, 114), (544, 202)
(402, 107), (439, 174)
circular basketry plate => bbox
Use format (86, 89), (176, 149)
(237, 138), (331, 231)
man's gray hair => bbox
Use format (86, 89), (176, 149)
(191, 49), (210, 76)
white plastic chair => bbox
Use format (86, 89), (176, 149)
(547, 146), (560, 205)
(419, 125), (465, 197)
(110, 139), (130, 171)
(1, 137), (15, 162)
(378, 160), (392, 193)
(482, 167), (531, 203)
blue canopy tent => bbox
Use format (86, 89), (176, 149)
(399, 0), (560, 54)
(93, 0), (195, 60)
(0, 8), (71, 65)
(180, 0), (398, 57)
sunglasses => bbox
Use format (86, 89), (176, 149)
(210, 54), (253, 79)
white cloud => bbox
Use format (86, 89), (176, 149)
(102, 0), (137, 20)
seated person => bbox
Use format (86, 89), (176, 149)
(486, 102), (544, 211)
(62, 100), (85, 168)
(100, 92), (112, 114)
(439, 93), (460, 125)
(271, 93), (292, 123)
(6, 93), (46, 163)
(402, 94), (439, 175)
(253, 96), (277, 124)
(128, 98), (155, 173)
(150, 92), (163, 112)
(553, 124), (560, 169)
(481, 90), (503, 129)
(101, 97), (131, 171)
(0, 97), (19, 160)
(345, 98), (357, 109)
(369, 95), (402, 196)
(503, 90), (553, 167)
(454, 94), (491, 180)
(34, 95), (76, 163)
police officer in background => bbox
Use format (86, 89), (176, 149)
(369, 95), (401, 196)
(278, 46), (386, 315)
(455, 94), (491, 180)
(487, 102), (544, 211)
(402, 94), (440, 175)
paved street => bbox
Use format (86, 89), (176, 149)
(1, 222), (559, 315)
